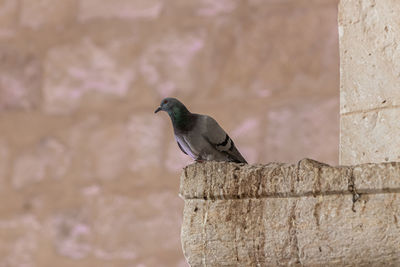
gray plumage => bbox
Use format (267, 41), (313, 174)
(155, 97), (247, 164)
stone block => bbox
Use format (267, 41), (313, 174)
(0, 215), (40, 266)
(127, 114), (165, 172)
(353, 161), (400, 191)
(340, 108), (400, 165)
(88, 192), (182, 263)
(0, 47), (42, 110)
(12, 138), (70, 189)
(339, 0), (400, 165)
(0, 0), (17, 38)
(180, 160), (400, 266)
(296, 159), (351, 195)
(20, 0), (77, 29)
(43, 38), (135, 114)
(0, 140), (8, 191)
(139, 33), (205, 98)
(339, 0), (400, 114)
(78, 0), (163, 21)
(46, 212), (91, 259)
(65, 114), (164, 181)
(203, 3), (338, 101)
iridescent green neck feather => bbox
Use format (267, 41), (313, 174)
(168, 104), (191, 132)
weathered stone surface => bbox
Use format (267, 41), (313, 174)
(90, 193), (182, 262)
(161, 1), (339, 101)
(12, 139), (70, 189)
(20, 0), (77, 29)
(81, 121), (132, 181)
(339, 0), (400, 165)
(180, 160), (349, 201)
(353, 161), (400, 191)
(265, 98), (339, 165)
(0, 139), (8, 191)
(0, 215), (40, 267)
(341, 109), (400, 165)
(65, 114), (164, 180)
(180, 161), (400, 266)
(46, 212), (92, 259)
(0, 0), (17, 38)
(42, 191), (182, 263)
(139, 32), (205, 97)
(78, 0), (163, 21)
(43, 38), (135, 114)
(0, 47), (42, 110)
(339, 0), (400, 114)
(127, 114), (165, 172)
(12, 138), (70, 189)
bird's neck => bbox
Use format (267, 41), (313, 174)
(168, 106), (192, 132)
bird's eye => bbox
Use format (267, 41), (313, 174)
(163, 100), (168, 104)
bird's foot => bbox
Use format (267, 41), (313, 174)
(195, 159), (204, 163)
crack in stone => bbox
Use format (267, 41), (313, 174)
(348, 168), (361, 212)
(341, 104), (400, 116)
(288, 200), (301, 265)
(201, 202), (208, 267)
(182, 188), (400, 201)
(313, 164), (323, 197)
(184, 167), (188, 181)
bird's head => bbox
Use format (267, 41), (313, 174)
(154, 97), (187, 114)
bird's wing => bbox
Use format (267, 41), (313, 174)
(201, 115), (247, 163)
(175, 135), (196, 159)
(177, 140), (188, 155)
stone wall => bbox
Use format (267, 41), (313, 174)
(0, 0), (339, 266)
(179, 1), (400, 266)
(339, 0), (400, 165)
(180, 160), (400, 266)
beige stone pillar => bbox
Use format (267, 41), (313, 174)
(339, 0), (400, 165)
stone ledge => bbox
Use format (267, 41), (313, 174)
(180, 159), (400, 266)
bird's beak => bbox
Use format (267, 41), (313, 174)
(154, 107), (162, 113)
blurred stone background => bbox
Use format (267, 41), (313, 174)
(0, 0), (339, 266)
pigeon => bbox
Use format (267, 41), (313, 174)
(155, 97), (247, 164)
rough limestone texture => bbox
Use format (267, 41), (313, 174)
(339, 0), (400, 165)
(180, 160), (400, 266)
